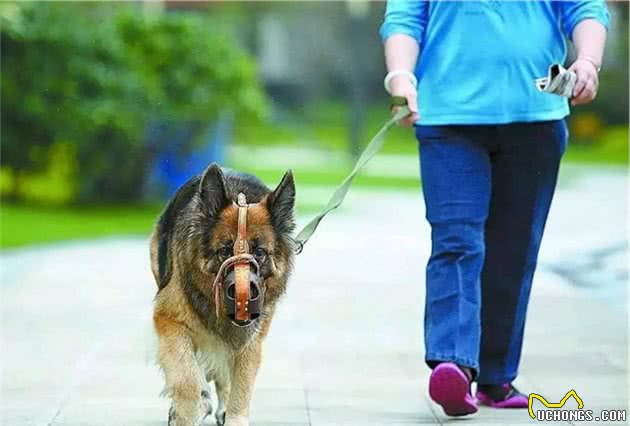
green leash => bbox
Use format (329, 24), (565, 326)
(293, 102), (411, 254)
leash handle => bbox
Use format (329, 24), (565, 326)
(390, 95), (409, 108)
(292, 104), (411, 254)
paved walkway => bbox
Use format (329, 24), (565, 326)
(1, 166), (628, 426)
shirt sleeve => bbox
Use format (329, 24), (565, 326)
(558, 0), (611, 39)
(379, 0), (429, 45)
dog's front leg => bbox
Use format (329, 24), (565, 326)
(155, 315), (208, 426)
(224, 340), (263, 426)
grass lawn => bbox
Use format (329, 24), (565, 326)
(235, 102), (420, 155)
(229, 162), (421, 190)
(236, 101), (629, 164)
(0, 170), (420, 251)
(564, 126), (629, 164)
(0, 182), (375, 249)
(0, 204), (162, 249)
(1, 101), (626, 250)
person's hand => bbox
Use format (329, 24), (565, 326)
(389, 75), (419, 127)
(568, 57), (599, 106)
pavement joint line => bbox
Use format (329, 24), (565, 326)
(423, 394), (443, 426)
(298, 353), (313, 426)
(303, 387), (313, 426)
(544, 240), (629, 289)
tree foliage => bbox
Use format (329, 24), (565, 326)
(1, 3), (265, 202)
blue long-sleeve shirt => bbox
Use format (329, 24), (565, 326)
(380, 1), (610, 125)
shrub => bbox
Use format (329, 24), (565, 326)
(1, 3), (265, 203)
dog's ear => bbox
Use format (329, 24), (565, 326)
(267, 170), (296, 235)
(199, 163), (230, 218)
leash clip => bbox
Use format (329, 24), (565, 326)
(294, 239), (304, 255)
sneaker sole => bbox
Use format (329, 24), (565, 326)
(429, 363), (478, 416)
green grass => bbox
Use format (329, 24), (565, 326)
(564, 126), (629, 165)
(0, 170), (419, 250)
(0, 175), (397, 249)
(0, 204), (162, 249)
(0, 154), (421, 249)
(229, 162), (420, 189)
(2, 101), (626, 249)
(235, 101), (418, 155)
(236, 101), (629, 162)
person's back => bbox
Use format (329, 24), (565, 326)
(380, 0), (609, 418)
(380, 0), (609, 124)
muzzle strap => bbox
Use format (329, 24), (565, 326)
(212, 193), (263, 323)
(233, 193), (251, 321)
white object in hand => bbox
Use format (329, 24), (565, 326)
(535, 64), (577, 98)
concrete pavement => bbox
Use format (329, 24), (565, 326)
(1, 165), (628, 425)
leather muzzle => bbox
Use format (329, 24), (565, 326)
(212, 193), (264, 326)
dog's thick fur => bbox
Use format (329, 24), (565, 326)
(150, 164), (296, 426)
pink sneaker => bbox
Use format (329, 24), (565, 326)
(476, 383), (529, 408)
(428, 362), (478, 416)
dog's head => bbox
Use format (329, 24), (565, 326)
(185, 163), (295, 327)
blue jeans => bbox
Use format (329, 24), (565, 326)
(415, 120), (568, 385)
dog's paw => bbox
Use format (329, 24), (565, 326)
(224, 415), (249, 426)
(215, 409), (226, 426)
(201, 389), (213, 419)
(167, 405), (177, 426)
(167, 394), (211, 426)
(168, 405), (196, 426)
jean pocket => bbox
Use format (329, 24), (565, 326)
(415, 125), (456, 144)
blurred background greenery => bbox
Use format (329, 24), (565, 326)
(1, 1), (628, 249)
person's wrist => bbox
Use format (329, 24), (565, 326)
(389, 75), (416, 94)
(384, 70), (417, 94)
(576, 55), (602, 72)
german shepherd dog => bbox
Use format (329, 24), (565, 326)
(150, 164), (296, 426)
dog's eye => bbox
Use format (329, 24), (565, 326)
(254, 247), (267, 258)
(217, 247), (232, 258)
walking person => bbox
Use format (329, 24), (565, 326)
(380, 0), (609, 417)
